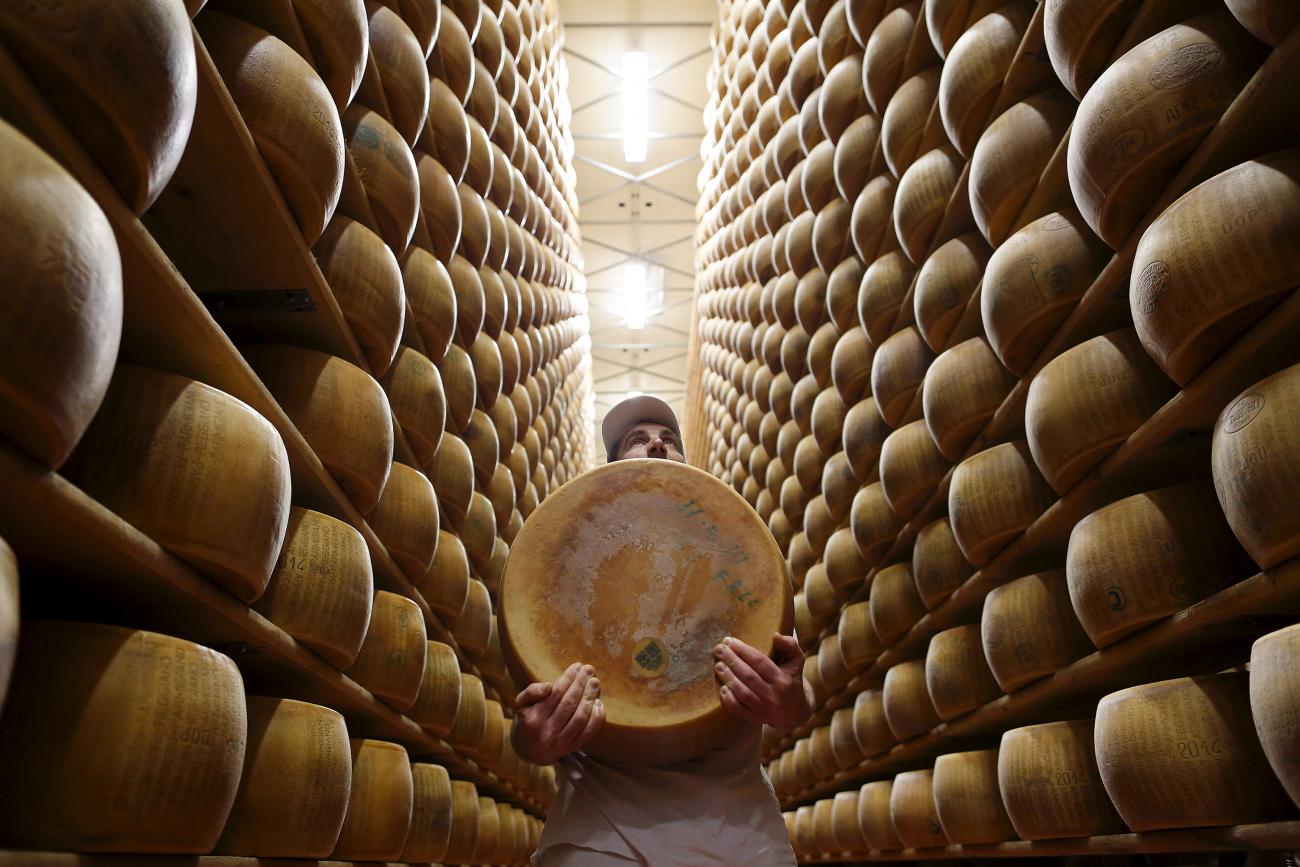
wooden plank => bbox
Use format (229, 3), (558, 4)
(0, 443), (541, 814)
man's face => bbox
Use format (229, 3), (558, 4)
(617, 422), (685, 462)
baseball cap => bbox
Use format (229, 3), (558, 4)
(601, 394), (682, 462)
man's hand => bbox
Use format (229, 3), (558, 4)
(713, 633), (812, 730)
(512, 662), (605, 765)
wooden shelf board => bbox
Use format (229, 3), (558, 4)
(0, 443), (543, 814)
(780, 555), (1300, 807)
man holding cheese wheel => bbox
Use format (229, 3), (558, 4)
(514, 394), (808, 866)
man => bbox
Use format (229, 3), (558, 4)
(513, 394), (810, 866)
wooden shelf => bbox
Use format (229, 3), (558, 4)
(795, 821), (1300, 861)
(781, 555), (1300, 807)
(0, 440), (544, 815)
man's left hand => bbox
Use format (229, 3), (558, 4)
(713, 633), (812, 730)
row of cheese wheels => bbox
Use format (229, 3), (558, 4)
(0, 618), (541, 862)
(784, 645), (1300, 856)
(768, 357), (1300, 792)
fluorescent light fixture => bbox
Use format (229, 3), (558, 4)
(622, 51), (648, 163)
(621, 260), (664, 330)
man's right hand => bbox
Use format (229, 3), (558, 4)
(511, 662), (605, 765)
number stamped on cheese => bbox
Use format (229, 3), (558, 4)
(675, 499), (765, 609)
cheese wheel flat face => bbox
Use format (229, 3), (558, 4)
(65, 364), (292, 602)
(500, 459), (792, 765)
(999, 719), (1126, 840)
(0, 0), (196, 213)
(216, 697), (351, 858)
(1250, 624), (1300, 809)
(0, 622), (246, 853)
(0, 119), (122, 469)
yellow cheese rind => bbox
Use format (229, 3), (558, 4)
(343, 105), (420, 252)
(949, 441), (1054, 567)
(290, 0), (368, 110)
(883, 659), (941, 741)
(382, 348), (446, 467)
(0, 622), (246, 853)
(368, 462), (440, 580)
(400, 762), (453, 862)
(1095, 673), (1292, 831)
(315, 216), (405, 376)
(255, 507), (374, 669)
(932, 749), (1017, 844)
(914, 233), (988, 353)
(912, 517), (972, 610)
(925, 624), (1002, 721)
(1043, 0), (1144, 100)
(858, 780), (903, 850)
(851, 482), (906, 567)
(331, 739), (414, 860)
(0, 119), (123, 469)
(345, 590), (428, 712)
(999, 719), (1127, 840)
(65, 364), (292, 602)
(938, 2), (1032, 157)
(890, 769), (948, 848)
(879, 420), (950, 520)
(418, 530), (471, 623)
(870, 562), (927, 647)
(216, 696), (351, 857)
(894, 147), (962, 263)
(923, 337), (1014, 461)
(871, 327), (934, 427)
(0, 539), (15, 715)
(982, 570), (1091, 692)
(1250, 624), (1300, 809)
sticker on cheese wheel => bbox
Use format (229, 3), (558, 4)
(0, 622), (246, 853)
(499, 459), (793, 765)
(215, 696), (351, 857)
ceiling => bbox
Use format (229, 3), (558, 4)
(557, 0), (712, 462)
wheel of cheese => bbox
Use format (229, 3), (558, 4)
(914, 233), (988, 353)
(883, 659), (941, 740)
(0, 622), (245, 853)
(792, 803), (817, 855)
(451, 578), (492, 660)
(853, 688), (896, 757)
(830, 706), (866, 769)
(839, 600), (884, 669)
(0, 540), (14, 714)
(822, 450), (858, 519)
(812, 796), (839, 853)
(1213, 365), (1300, 568)
(811, 725), (841, 781)
(449, 254), (486, 350)
(1068, 11), (1266, 249)
(805, 563), (839, 631)
(1026, 329), (1176, 493)
(870, 562), (926, 647)
(1067, 482), (1252, 648)
(781, 324), (812, 381)
(500, 459), (793, 765)
(882, 67), (941, 178)
(1226, 0), (1300, 44)
(814, 200), (855, 274)
(473, 795), (502, 863)
(872, 327), (935, 427)
(455, 491), (499, 574)
(401, 248), (456, 361)
(478, 698), (507, 770)
(331, 739), (414, 859)
(429, 6), (474, 100)
(1132, 150), (1300, 385)
(999, 719), (1126, 839)
(949, 440), (1055, 566)
(804, 142), (841, 213)
(835, 114), (880, 201)
(912, 518), (972, 610)
(368, 463), (439, 579)
(858, 780), (903, 850)
(344, 104), (420, 252)
(365, 4), (429, 145)
(851, 482), (906, 567)
(345, 590), (427, 711)
(851, 174), (896, 263)
(201, 13), (343, 245)
(0, 120), (122, 469)
(982, 570), (1092, 692)
(408, 640), (462, 738)
(423, 81), (472, 185)
(429, 433), (474, 525)
(831, 789), (868, 852)
(927, 0), (1006, 57)
(215, 696), (351, 857)
(786, 212), (817, 278)
(811, 387), (847, 454)
(315, 216), (405, 376)
(1094, 672), (1293, 831)
(923, 338), (1014, 461)
(463, 409), (502, 486)
(416, 153), (463, 262)
(932, 749), (1016, 844)
(439, 343), (478, 433)
(982, 209), (1113, 374)
(382, 348), (446, 466)
(825, 526), (867, 597)
(894, 146), (962, 263)
(843, 398), (889, 482)
(448, 672), (487, 755)
(1043, 0), (1141, 100)
(890, 769), (948, 848)
(400, 762), (453, 862)
(818, 633), (852, 691)
(793, 737), (817, 791)
(242, 345), (393, 515)
(805, 497), (839, 556)
(938, 1), (1032, 157)
(863, 1), (920, 113)
(792, 433), (825, 493)
(1250, 624), (1300, 808)
(832, 326), (876, 405)
(925, 624), (1001, 721)
(827, 260), (866, 336)
(859, 251), (916, 345)
(970, 90), (1076, 246)
(290, 0), (368, 110)
(64, 364), (291, 602)
(254, 507), (373, 669)
(0, 0), (195, 212)
(880, 420), (950, 520)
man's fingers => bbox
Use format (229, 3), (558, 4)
(556, 677), (601, 744)
(719, 684), (762, 723)
(515, 681), (552, 708)
(576, 698), (606, 746)
(715, 652), (776, 703)
(552, 665), (592, 728)
(715, 637), (782, 681)
(716, 662), (765, 710)
(539, 662), (583, 714)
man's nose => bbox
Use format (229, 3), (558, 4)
(647, 438), (668, 456)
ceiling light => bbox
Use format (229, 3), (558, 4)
(622, 261), (664, 330)
(622, 51), (648, 163)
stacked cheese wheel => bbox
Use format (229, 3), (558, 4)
(687, 0), (1298, 858)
